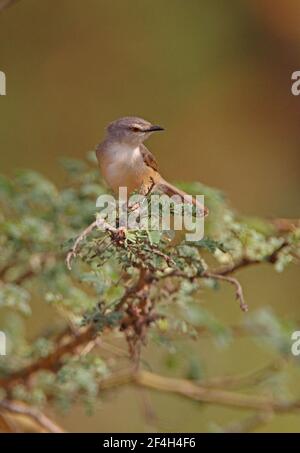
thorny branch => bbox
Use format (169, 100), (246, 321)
(54, 217), (300, 365)
(0, 217), (299, 432)
(2, 356), (300, 432)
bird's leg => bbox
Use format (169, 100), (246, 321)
(128, 200), (141, 212)
(115, 226), (127, 240)
(128, 179), (155, 220)
(143, 177), (156, 198)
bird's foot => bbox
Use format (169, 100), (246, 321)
(115, 226), (127, 241)
(128, 201), (141, 212)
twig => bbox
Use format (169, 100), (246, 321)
(199, 360), (284, 390)
(151, 247), (175, 267)
(137, 387), (157, 426)
(66, 217), (121, 270)
(203, 271), (248, 312)
(0, 399), (65, 433)
(79, 338), (101, 356)
(66, 220), (98, 270)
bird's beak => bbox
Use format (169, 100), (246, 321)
(146, 125), (164, 132)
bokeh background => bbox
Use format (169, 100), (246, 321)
(0, 0), (300, 432)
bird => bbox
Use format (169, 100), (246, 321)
(95, 116), (208, 216)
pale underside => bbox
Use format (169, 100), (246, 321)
(96, 140), (208, 217)
(96, 142), (160, 195)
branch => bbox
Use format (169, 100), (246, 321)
(199, 240), (293, 312)
(0, 262), (15, 281)
(0, 399), (65, 433)
(199, 360), (284, 390)
(1, 320), (285, 397)
(0, 412), (15, 432)
(3, 363), (300, 421)
(0, 331), (297, 422)
(99, 369), (300, 414)
(115, 267), (150, 310)
(0, 253), (56, 285)
(0, 326), (95, 391)
(216, 241), (290, 276)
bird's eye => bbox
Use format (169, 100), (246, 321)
(131, 127), (140, 132)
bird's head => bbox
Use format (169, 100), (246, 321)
(106, 116), (164, 146)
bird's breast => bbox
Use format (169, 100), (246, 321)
(99, 144), (146, 194)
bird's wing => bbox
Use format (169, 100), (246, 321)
(140, 145), (159, 172)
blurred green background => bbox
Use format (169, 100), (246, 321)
(0, 0), (300, 432)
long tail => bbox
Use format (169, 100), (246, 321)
(154, 179), (209, 217)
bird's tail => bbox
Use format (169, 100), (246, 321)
(154, 179), (209, 217)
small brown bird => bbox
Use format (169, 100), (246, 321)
(96, 116), (208, 216)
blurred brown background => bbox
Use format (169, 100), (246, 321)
(0, 0), (300, 432)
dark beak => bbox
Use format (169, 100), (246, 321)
(146, 125), (164, 132)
